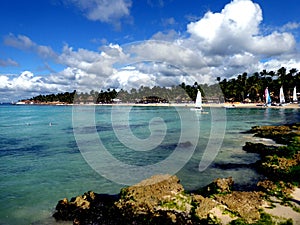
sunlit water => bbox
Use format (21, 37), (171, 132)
(0, 105), (299, 224)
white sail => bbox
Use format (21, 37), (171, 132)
(293, 86), (297, 102)
(195, 90), (202, 109)
(265, 87), (271, 106)
(279, 86), (285, 104)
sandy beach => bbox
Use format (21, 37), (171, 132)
(96, 102), (300, 109)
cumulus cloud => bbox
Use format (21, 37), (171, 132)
(187, 0), (295, 57)
(65, 0), (132, 26)
(124, 40), (206, 70)
(106, 61), (196, 91)
(0, 71), (64, 101)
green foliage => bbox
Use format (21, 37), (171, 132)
(30, 90), (76, 103)
(159, 193), (192, 211)
(218, 67), (299, 103)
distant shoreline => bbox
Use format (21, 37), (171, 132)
(12, 102), (300, 109)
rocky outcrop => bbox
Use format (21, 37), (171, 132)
(244, 123), (300, 182)
(52, 123), (300, 224)
(197, 177), (234, 197)
(248, 123), (300, 145)
(257, 179), (294, 200)
(53, 191), (121, 224)
(214, 191), (264, 223)
(53, 175), (270, 224)
(115, 174), (193, 224)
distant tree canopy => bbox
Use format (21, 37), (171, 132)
(217, 67), (299, 103)
(28, 67), (299, 104)
(30, 90), (76, 104)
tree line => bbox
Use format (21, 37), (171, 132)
(28, 67), (299, 104)
(217, 67), (299, 103)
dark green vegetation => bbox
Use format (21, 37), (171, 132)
(29, 90), (76, 104)
(27, 67), (299, 104)
(217, 67), (299, 103)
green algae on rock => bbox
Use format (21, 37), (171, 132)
(244, 123), (300, 183)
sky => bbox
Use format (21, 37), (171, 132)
(0, 0), (299, 102)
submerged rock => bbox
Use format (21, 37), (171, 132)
(248, 123), (300, 145)
(53, 191), (120, 224)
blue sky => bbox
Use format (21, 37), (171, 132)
(0, 0), (299, 102)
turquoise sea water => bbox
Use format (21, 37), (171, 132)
(0, 105), (299, 224)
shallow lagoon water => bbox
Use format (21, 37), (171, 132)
(0, 105), (299, 224)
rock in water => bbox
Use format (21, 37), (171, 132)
(53, 191), (120, 224)
(197, 177), (234, 197)
(115, 174), (193, 224)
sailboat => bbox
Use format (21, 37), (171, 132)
(191, 90), (202, 111)
(279, 86), (285, 105)
(191, 90), (207, 113)
(293, 86), (298, 103)
(264, 87), (271, 107)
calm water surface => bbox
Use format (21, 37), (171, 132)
(0, 105), (299, 224)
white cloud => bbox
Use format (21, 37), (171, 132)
(186, 0), (295, 57)
(281, 22), (300, 31)
(0, 71), (64, 101)
(250, 32), (295, 55)
(66, 0), (132, 25)
(125, 40), (206, 70)
(151, 30), (180, 41)
(260, 58), (300, 73)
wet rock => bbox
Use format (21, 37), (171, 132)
(257, 179), (294, 199)
(248, 123), (300, 145)
(53, 191), (120, 224)
(244, 123), (300, 182)
(115, 174), (192, 224)
(214, 191), (264, 224)
(243, 142), (279, 156)
(197, 177), (234, 197)
(54, 175), (291, 224)
(192, 195), (217, 219)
